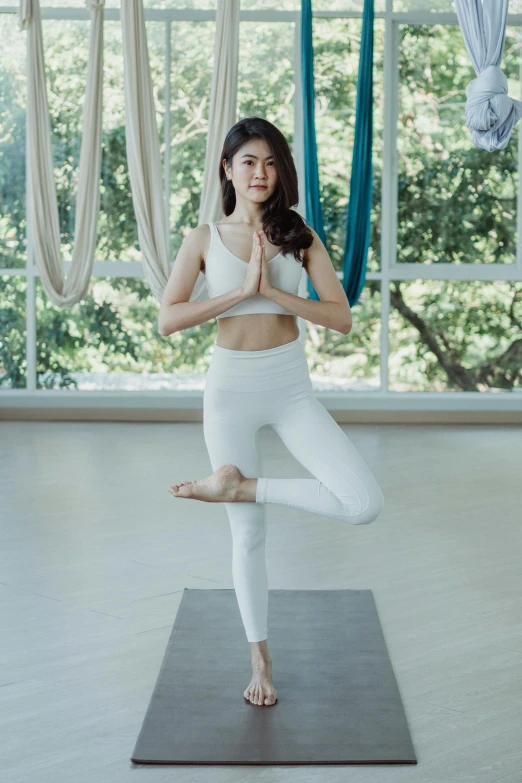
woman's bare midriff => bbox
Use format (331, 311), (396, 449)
(216, 314), (300, 351)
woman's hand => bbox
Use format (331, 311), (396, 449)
(239, 231), (263, 299)
(257, 230), (275, 298)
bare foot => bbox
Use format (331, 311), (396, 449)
(244, 659), (278, 706)
(168, 464), (252, 503)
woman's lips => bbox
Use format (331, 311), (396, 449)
(251, 185), (267, 189)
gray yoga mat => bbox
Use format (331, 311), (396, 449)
(131, 588), (417, 765)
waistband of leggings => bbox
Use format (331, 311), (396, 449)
(207, 336), (309, 390)
(211, 336), (303, 359)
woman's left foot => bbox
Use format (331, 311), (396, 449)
(244, 659), (278, 706)
(168, 464), (248, 502)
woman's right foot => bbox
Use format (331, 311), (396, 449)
(244, 659), (278, 706)
(168, 464), (251, 503)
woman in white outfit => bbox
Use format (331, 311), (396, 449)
(159, 117), (384, 708)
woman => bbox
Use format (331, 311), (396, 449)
(159, 117), (384, 708)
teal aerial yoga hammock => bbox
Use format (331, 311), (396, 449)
(301, 0), (374, 308)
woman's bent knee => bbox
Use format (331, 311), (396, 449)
(347, 487), (384, 526)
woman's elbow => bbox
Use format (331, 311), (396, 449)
(158, 316), (176, 337)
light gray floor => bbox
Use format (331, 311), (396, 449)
(1, 420), (521, 782)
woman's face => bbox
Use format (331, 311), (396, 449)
(224, 138), (278, 203)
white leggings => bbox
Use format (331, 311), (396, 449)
(203, 337), (384, 643)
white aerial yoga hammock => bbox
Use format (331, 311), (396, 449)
(18, 0), (104, 307)
(19, 0), (239, 307)
(190, 0), (239, 304)
(455, 0), (522, 151)
(120, 0), (239, 304)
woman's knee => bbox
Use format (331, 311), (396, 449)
(345, 484), (384, 526)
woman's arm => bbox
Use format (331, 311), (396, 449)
(158, 225), (246, 336)
(160, 288), (246, 336)
(265, 227), (352, 334)
(266, 288), (351, 334)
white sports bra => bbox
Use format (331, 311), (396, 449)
(204, 222), (304, 319)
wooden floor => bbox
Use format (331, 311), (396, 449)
(1, 420), (521, 782)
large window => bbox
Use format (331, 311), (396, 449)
(1, 1), (521, 398)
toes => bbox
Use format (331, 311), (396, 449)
(169, 481), (190, 493)
(245, 683), (276, 706)
(178, 483), (192, 497)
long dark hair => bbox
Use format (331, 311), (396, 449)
(218, 117), (313, 267)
